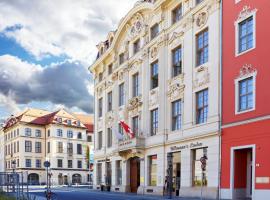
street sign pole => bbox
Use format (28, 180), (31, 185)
(44, 161), (51, 200)
(200, 156), (207, 200)
(167, 153), (173, 199)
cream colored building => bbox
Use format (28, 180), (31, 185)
(90, 0), (221, 198)
(0, 128), (4, 172)
(2, 108), (93, 185)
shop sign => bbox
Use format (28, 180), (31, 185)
(170, 142), (203, 151)
(256, 177), (270, 184)
(97, 158), (110, 163)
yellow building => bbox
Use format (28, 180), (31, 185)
(2, 108), (93, 185)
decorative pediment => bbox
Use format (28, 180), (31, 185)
(128, 59), (143, 72)
(167, 74), (185, 101)
(105, 111), (114, 127)
(150, 45), (158, 59)
(169, 31), (184, 45)
(237, 64), (257, 79)
(237, 6), (257, 22)
(149, 88), (159, 108)
(127, 12), (147, 40)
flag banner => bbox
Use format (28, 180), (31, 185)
(119, 120), (135, 138)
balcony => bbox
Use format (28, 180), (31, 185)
(118, 137), (145, 153)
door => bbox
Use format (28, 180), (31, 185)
(130, 157), (140, 193)
(246, 151), (253, 198)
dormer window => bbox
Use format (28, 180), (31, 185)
(119, 53), (125, 65)
(133, 39), (140, 55)
(151, 23), (159, 40)
(67, 120), (72, 125)
(77, 121), (81, 126)
(57, 117), (62, 123)
(98, 72), (103, 82)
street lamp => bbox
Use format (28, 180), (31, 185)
(11, 160), (16, 193)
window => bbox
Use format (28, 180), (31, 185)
(68, 160), (73, 168)
(57, 142), (63, 153)
(57, 129), (63, 137)
(107, 91), (113, 111)
(97, 163), (102, 185)
(151, 61), (159, 89)
(108, 64), (113, 75)
(196, 0), (204, 4)
(133, 73), (139, 97)
(17, 129), (19, 136)
(47, 130), (50, 137)
(67, 143), (73, 155)
(172, 4), (182, 24)
(36, 159), (41, 168)
(119, 53), (125, 65)
(47, 142), (50, 153)
(25, 141), (32, 152)
(196, 89), (208, 124)
(25, 128), (31, 136)
(151, 23), (159, 39)
(150, 108), (158, 136)
(77, 121), (81, 126)
(98, 132), (103, 150)
(67, 130), (73, 138)
(57, 117), (62, 123)
(107, 128), (112, 148)
(119, 83), (125, 106)
(172, 46), (182, 77)
(77, 160), (82, 168)
(98, 98), (103, 117)
(77, 144), (82, 155)
(17, 159), (19, 167)
(193, 148), (208, 186)
(98, 72), (103, 82)
(57, 159), (63, 168)
(35, 142), (42, 153)
(77, 132), (82, 139)
(17, 141), (19, 153)
(35, 129), (41, 137)
(67, 119), (72, 125)
(133, 39), (140, 54)
(132, 116), (139, 136)
(118, 124), (124, 138)
(116, 160), (122, 185)
(87, 135), (92, 142)
(149, 155), (157, 186)
(196, 29), (208, 66)
(238, 77), (254, 112)
(239, 17), (254, 53)
(25, 159), (31, 168)
(172, 100), (182, 131)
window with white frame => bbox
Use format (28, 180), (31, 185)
(119, 83), (125, 106)
(235, 8), (257, 56)
(172, 100), (182, 131)
(107, 128), (112, 148)
(25, 128), (31, 136)
(235, 73), (256, 114)
(35, 129), (41, 137)
(57, 129), (63, 137)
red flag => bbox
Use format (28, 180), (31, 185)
(119, 120), (135, 138)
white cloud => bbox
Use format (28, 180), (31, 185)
(0, 0), (137, 64)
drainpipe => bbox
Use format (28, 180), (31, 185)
(218, 1), (223, 200)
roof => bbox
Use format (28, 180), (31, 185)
(74, 114), (94, 133)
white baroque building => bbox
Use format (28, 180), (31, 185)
(90, 0), (221, 198)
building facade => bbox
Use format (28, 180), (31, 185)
(0, 128), (4, 172)
(90, 0), (221, 198)
(2, 108), (92, 185)
(221, 0), (270, 199)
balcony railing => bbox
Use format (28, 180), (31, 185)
(118, 137), (145, 152)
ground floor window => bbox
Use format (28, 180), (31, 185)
(97, 163), (102, 185)
(106, 162), (112, 185)
(149, 155), (157, 186)
(116, 160), (122, 185)
(192, 147), (208, 186)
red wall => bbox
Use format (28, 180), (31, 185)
(221, 119), (270, 189)
(222, 0), (270, 125)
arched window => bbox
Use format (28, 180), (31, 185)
(77, 132), (82, 139)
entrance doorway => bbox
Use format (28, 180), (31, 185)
(172, 152), (181, 196)
(232, 147), (254, 200)
(129, 157), (140, 193)
(28, 173), (39, 185)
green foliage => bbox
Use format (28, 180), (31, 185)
(0, 192), (16, 200)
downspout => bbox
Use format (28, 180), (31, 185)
(218, 1), (223, 199)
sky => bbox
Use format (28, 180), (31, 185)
(0, 0), (137, 121)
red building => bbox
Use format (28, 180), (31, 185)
(221, 0), (270, 199)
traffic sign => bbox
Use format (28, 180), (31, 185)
(44, 161), (51, 168)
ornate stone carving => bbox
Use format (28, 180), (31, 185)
(105, 111), (114, 127)
(149, 88), (159, 108)
(169, 31), (184, 45)
(128, 96), (142, 111)
(237, 6), (257, 22)
(127, 13), (147, 40)
(238, 64), (257, 79)
(150, 45), (158, 59)
(97, 82), (106, 96)
(128, 59), (142, 72)
(97, 118), (103, 130)
(196, 12), (208, 27)
(112, 72), (118, 81)
(167, 74), (185, 101)
(193, 66), (210, 89)
(157, 32), (168, 47)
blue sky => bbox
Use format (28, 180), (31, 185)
(0, 0), (136, 122)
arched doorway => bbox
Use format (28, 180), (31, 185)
(72, 174), (82, 184)
(63, 175), (68, 185)
(129, 157), (140, 193)
(28, 173), (39, 185)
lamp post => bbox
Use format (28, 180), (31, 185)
(11, 160), (16, 193)
(44, 161), (51, 200)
